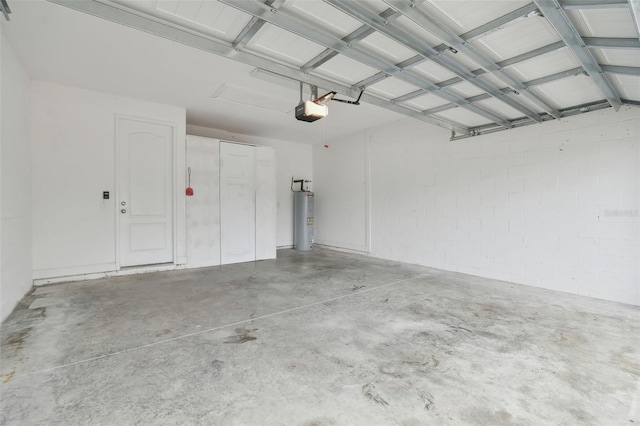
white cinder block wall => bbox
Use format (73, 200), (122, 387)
(314, 107), (640, 305)
(187, 125), (313, 248)
(1, 29), (33, 322)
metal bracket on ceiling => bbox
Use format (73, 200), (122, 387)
(297, 81), (363, 106)
(331, 89), (364, 105)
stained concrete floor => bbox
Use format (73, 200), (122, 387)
(1, 248), (639, 425)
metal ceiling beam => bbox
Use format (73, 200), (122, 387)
(630, 0), (640, 42)
(357, 9), (566, 93)
(232, 0), (287, 50)
(303, 0), (429, 73)
(232, 17), (264, 50)
(391, 42), (566, 104)
(219, 1), (392, 74)
(321, 0), (540, 124)
(0, 0), (11, 21)
(391, 70), (484, 103)
(534, 0), (622, 110)
(355, 4), (545, 89)
(47, 0), (468, 135)
(384, 3), (565, 96)
(560, 0), (629, 9)
(601, 64), (640, 75)
(583, 37), (640, 49)
(382, 0), (561, 120)
(523, 66), (586, 85)
(422, 67), (585, 115)
(354, 72), (389, 89)
(221, 0), (514, 128)
(355, 55), (424, 88)
(498, 41), (566, 67)
(431, 4), (540, 51)
(458, 3), (539, 42)
(452, 100), (612, 140)
(425, 94), (492, 115)
(302, 8), (400, 72)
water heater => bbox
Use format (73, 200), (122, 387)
(294, 191), (314, 251)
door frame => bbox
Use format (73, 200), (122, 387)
(115, 114), (179, 270)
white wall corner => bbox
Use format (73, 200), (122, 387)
(1, 29), (33, 322)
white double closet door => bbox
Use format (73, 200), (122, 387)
(218, 141), (276, 265)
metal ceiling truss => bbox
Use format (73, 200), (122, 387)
(534, 0), (622, 110)
(48, 0), (638, 140)
(601, 64), (640, 75)
(322, 0), (545, 124)
(379, 0), (561, 118)
(498, 41), (567, 67)
(388, 42), (572, 105)
(301, 7), (402, 72)
(458, 3), (540, 42)
(423, 67), (586, 115)
(630, 0), (640, 40)
(352, 3), (549, 90)
(559, 0), (629, 8)
(453, 100), (613, 140)
(389, 35), (636, 105)
(0, 0), (11, 21)
(583, 37), (640, 48)
(232, 0), (287, 51)
(49, 0), (468, 134)
(219, 0), (516, 129)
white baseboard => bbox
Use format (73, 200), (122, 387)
(33, 263), (185, 286)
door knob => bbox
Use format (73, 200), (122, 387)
(121, 209), (127, 214)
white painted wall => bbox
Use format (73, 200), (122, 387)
(1, 28), (33, 322)
(313, 131), (369, 252)
(31, 81), (186, 279)
(314, 107), (640, 306)
(187, 125), (312, 248)
(186, 136), (221, 268)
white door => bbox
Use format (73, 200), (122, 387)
(220, 142), (256, 265)
(118, 117), (174, 267)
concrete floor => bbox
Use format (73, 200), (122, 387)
(1, 248), (638, 425)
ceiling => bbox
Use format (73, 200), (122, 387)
(3, 0), (639, 143)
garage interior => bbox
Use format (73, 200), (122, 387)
(1, 0), (639, 424)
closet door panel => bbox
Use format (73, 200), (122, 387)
(220, 142), (256, 265)
(256, 146), (277, 261)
